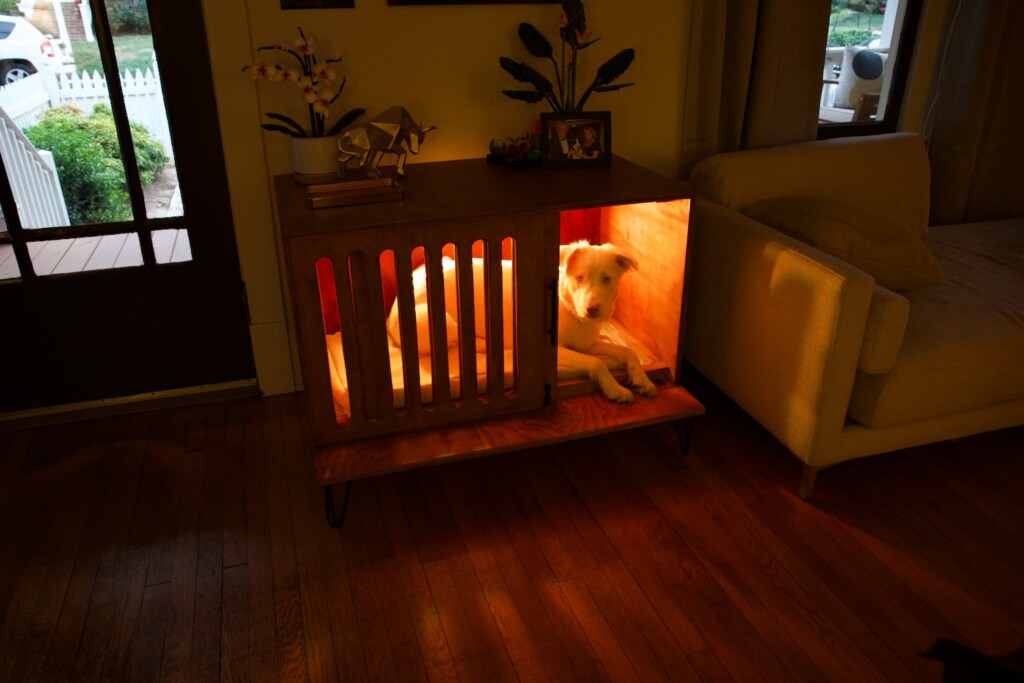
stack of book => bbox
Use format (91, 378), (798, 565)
(306, 177), (404, 208)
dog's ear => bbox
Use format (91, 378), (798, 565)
(607, 246), (638, 273)
(559, 240), (588, 270)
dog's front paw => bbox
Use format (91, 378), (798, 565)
(602, 382), (635, 404)
(633, 375), (658, 397)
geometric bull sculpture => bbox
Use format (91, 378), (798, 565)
(337, 106), (436, 179)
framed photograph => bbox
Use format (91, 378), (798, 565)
(281, 0), (354, 8)
(540, 111), (611, 168)
(389, 1), (556, 4)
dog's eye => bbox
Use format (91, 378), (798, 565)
(576, 274), (584, 282)
(602, 275), (612, 284)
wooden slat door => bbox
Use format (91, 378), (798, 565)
(287, 211), (560, 445)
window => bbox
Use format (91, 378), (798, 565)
(818, 0), (923, 138)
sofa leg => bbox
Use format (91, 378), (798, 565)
(798, 465), (819, 499)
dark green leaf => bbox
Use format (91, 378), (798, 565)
(593, 83), (634, 92)
(518, 23), (553, 59)
(261, 123), (303, 137)
(263, 113), (307, 136)
(594, 48), (635, 86)
(502, 90), (548, 103)
(325, 107), (366, 136)
(499, 57), (554, 94)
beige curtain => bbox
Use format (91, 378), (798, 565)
(928, 0), (1024, 224)
(679, 0), (830, 178)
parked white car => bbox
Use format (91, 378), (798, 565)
(0, 15), (74, 84)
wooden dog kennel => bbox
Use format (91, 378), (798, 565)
(274, 156), (704, 525)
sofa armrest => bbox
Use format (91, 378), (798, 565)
(684, 198), (875, 466)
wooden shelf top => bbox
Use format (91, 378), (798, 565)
(275, 155), (689, 239)
(313, 384), (704, 485)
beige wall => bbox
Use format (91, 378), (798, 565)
(200, 0), (943, 396)
(202, 0), (689, 394)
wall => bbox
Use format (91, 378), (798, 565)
(202, 0), (690, 394)
(201, 0), (945, 396)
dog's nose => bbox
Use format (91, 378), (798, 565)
(586, 304), (601, 318)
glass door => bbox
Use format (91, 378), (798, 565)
(0, 0), (255, 412)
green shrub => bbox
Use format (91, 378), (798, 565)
(106, 0), (150, 35)
(24, 104), (168, 225)
(0, 0), (21, 16)
(88, 104), (168, 185)
(827, 29), (875, 47)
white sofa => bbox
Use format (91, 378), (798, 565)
(684, 133), (1024, 496)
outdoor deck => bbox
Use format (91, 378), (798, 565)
(0, 229), (191, 279)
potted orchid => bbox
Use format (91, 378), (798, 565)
(244, 27), (365, 182)
(498, 0), (635, 113)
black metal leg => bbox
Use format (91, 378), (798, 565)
(673, 419), (691, 456)
(325, 481), (353, 529)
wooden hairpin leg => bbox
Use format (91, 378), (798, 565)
(799, 465), (819, 500)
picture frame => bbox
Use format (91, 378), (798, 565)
(540, 111), (611, 168)
(281, 0), (354, 8)
(388, 1), (555, 5)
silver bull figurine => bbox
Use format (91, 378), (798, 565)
(337, 106), (436, 179)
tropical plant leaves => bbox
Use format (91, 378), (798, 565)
(593, 48), (635, 86)
(518, 23), (553, 60)
(502, 90), (548, 103)
(499, 57), (554, 95)
(325, 107), (366, 136)
(263, 113), (307, 136)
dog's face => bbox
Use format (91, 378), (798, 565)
(559, 241), (638, 322)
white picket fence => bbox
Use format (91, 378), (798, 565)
(0, 61), (173, 161)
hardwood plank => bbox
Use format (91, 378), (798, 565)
(273, 587), (310, 683)
(372, 476), (458, 682)
(241, 398), (282, 683)
(129, 582), (172, 683)
(188, 401), (227, 683)
(1, 376), (1022, 682)
(222, 563), (253, 683)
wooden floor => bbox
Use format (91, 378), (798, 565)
(1, 372), (1022, 682)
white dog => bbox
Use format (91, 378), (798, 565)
(557, 240), (656, 403)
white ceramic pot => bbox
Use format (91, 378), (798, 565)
(290, 135), (342, 184)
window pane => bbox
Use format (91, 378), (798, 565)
(820, 0), (907, 125)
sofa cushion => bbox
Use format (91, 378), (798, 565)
(860, 286), (910, 374)
(849, 219), (1024, 428)
(744, 197), (945, 290)
(690, 133), (931, 238)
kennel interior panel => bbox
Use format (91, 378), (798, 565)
(554, 198), (691, 396)
(285, 212), (559, 446)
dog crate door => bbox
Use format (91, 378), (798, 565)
(290, 212), (559, 445)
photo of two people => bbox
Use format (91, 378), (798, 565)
(541, 112), (611, 167)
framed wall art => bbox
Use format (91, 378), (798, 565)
(388, 1), (557, 5)
(540, 111), (611, 168)
(281, 0), (355, 8)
